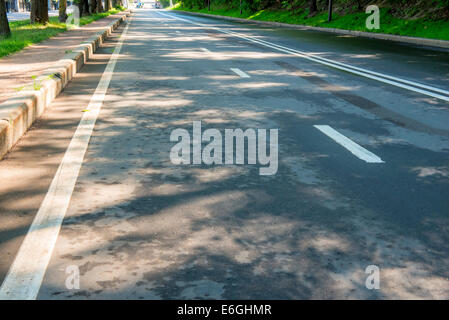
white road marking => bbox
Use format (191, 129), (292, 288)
(200, 47), (211, 53)
(0, 17), (133, 300)
(314, 125), (384, 163)
(230, 68), (251, 78)
(156, 11), (449, 103)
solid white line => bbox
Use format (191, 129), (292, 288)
(156, 11), (449, 103)
(314, 125), (384, 163)
(0, 17), (133, 301)
(230, 68), (251, 78)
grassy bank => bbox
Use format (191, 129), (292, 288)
(0, 8), (125, 58)
(171, 4), (449, 41)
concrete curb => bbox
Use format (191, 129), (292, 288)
(175, 10), (449, 50)
(0, 11), (132, 160)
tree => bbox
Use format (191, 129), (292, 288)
(112, 0), (122, 8)
(76, 0), (89, 16)
(59, 0), (68, 22)
(105, 0), (112, 11)
(89, 0), (97, 13)
(246, 0), (257, 12)
(328, 0), (333, 22)
(0, 0), (11, 38)
(31, 0), (49, 24)
(97, 0), (103, 12)
(76, 0), (84, 16)
(308, 0), (317, 15)
(83, 0), (89, 15)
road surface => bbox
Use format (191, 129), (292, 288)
(0, 9), (448, 299)
(6, 10), (59, 22)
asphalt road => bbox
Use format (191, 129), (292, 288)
(6, 10), (59, 21)
(0, 9), (448, 299)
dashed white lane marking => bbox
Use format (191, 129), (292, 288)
(314, 125), (385, 163)
(230, 68), (251, 78)
(0, 17), (133, 301)
(156, 11), (449, 103)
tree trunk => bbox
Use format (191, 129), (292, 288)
(89, 0), (97, 13)
(105, 0), (111, 11)
(76, 1), (83, 17)
(309, 0), (317, 14)
(0, 0), (11, 38)
(97, 0), (103, 12)
(31, 0), (49, 24)
(59, 0), (68, 22)
(76, 0), (89, 16)
(83, 0), (89, 15)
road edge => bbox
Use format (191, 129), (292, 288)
(173, 10), (449, 50)
(0, 10), (132, 160)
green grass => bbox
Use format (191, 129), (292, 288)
(172, 4), (449, 41)
(0, 8), (124, 58)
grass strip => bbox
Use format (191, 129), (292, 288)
(0, 7), (125, 58)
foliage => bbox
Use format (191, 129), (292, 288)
(173, 1), (449, 40)
(177, 0), (449, 18)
